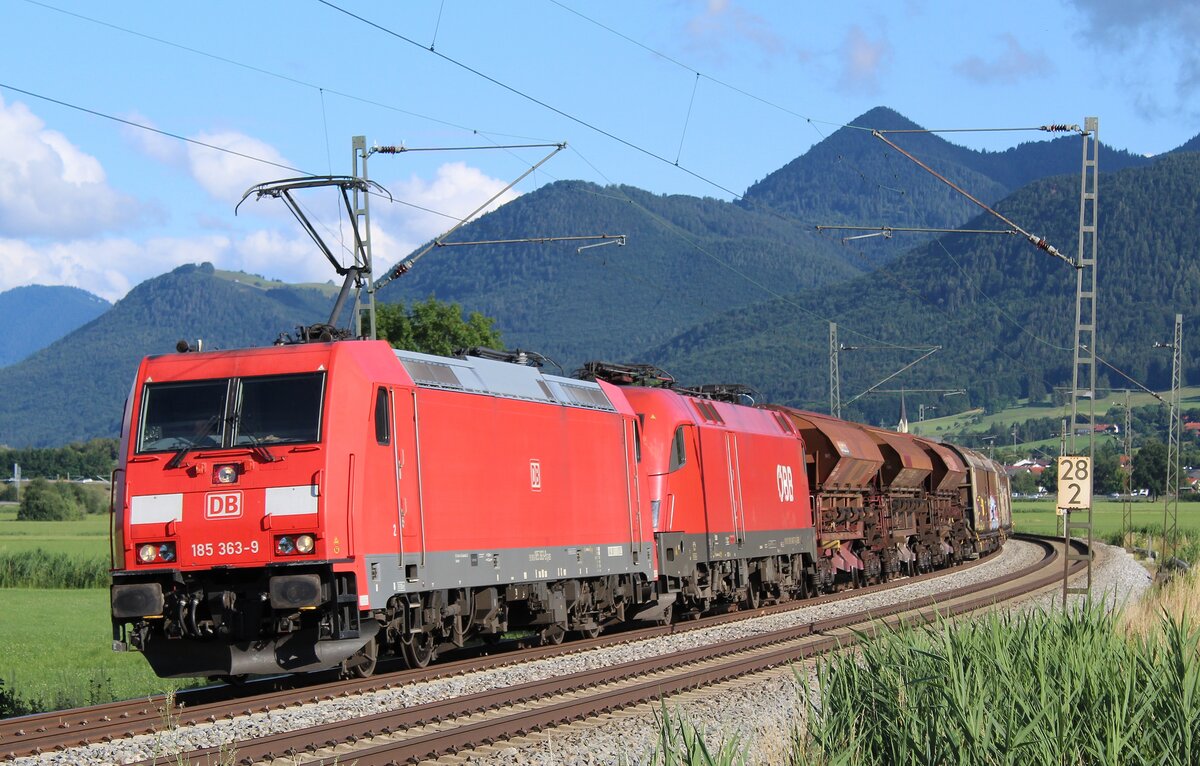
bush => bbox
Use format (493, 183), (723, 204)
(0, 677), (31, 719)
(68, 483), (108, 514)
(0, 484), (16, 502)
(17, 478), (83, 521)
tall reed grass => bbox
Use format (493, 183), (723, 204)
(801, 605), (1200, 765)
(0, 548), (108, 588)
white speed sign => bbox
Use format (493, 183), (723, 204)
(1057, 456), (1092, 510)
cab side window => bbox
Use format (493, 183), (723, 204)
(668, 425), (687, 472)
(374, 387), (390, 445)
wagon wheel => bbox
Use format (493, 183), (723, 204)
(575, 623), (601, 640)
(540, 624), (567, 645)
(745, 582), (760, 610)
(402, 630), (436, 668)
(345, 634), (378, 678)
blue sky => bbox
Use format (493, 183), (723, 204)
(1, 0), (1197, 301)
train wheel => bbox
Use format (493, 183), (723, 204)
(540, 624), (566, 645)
(744, 580), (760, 610)
(576, 623), (601, 640)
(345, 635), (379, 679)
(402, 632), (436, 668)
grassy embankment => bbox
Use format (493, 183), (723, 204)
(652, 532), (1200, 766)
(0, 507), (190, 715)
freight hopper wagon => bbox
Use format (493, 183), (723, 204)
(763, 408), (886, 588)
(110, 341), (657, 679)
(622, 387), (815, 615)
(765, 409), (984, 586)
(950, 445), (1012, 554)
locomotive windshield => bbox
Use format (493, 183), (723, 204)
(137, 372), (325, 454)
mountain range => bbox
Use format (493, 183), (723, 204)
(0, 285), (109, 367)
(0, 106), (1193, 447)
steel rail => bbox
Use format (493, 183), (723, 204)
(128, 535), (1077, 766)
(0, 539), (1007, 760)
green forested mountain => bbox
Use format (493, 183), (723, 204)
(738, 107), (1149, 256)
(0, 285), (110, 367)
(0, 263), (331, 447)
(379, 108), (1152, 367)
(1, 107), (1194, 447)
(378, 180), (864, 368)
(648, 151), (1200, 426)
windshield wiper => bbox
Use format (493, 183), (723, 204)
(228, 409), (281, 463)
(165, 414), (222, 470)
(244, 433), (280, 464)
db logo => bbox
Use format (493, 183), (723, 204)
(776, 465), (794, 503)
(530, 459), (542, 492)
(205, 491), (243, 519)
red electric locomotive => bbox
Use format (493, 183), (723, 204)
(619, 383), (815, 614)
(110, 341), (657, 678)
(110, 340), (1009, 681)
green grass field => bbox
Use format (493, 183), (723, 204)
(0, 510), (186, 713)
(0, 508), (110, 558)
(1010, 498), (1200, 538)
(0, 588), (188, 713)
(909, 386), (1200, 442)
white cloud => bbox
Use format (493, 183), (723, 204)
(0, 94), (142, 237)
(839, 26), (891, 94)
(0, 235), (228, 301)
(684, 0), (787, 65)
(233, 229), (336, 284)
(187, 131), (297, 203)
(955, 34), (1053, 85)
(1067, 0), (1200, 113)
(373, 161), (523, 262)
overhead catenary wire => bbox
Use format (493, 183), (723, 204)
(871, 130), (1074, 267)
(31, 0), (1073, 361)
(20, 0), (551, 144)
(315, 0), (746, 201)
(17, 0), (1091, 392)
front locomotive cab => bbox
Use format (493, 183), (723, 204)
(110, 345), (371, 678)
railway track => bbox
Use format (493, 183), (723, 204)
(0, 541), (1000, 760)
(2, 535), (1082, 764)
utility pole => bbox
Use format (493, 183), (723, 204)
(352, 136), (377, 340)
(1161, 313), (1183, 567)
(829, 322), (841, 419)
(1122, 391), (1132, 546)
(1064, 116), (1099, 605)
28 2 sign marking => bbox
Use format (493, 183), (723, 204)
(1057, 456), (1092, 510)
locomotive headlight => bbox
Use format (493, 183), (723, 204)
(275, 534), (316, 555)
(137, 542), (176, 564)
(213, 464), (239, 484)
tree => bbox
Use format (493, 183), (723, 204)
(1131, 439), (1168, 498)
(377, 298), (503, 357)
(1011, 470), (1038, 495)
(1093, 448), (1122, 495)
(17, 478), (83, 521)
